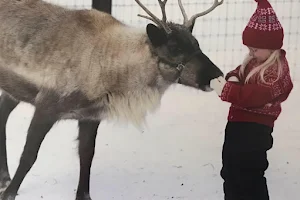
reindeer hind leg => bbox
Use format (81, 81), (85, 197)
(0, 108), (57, 200)
(0, 93), (19, 193)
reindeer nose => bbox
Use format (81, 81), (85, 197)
(213, 66), (224, 79)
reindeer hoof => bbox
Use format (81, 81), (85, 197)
(76, 193), (92, 200)
(0, 177), (15, 200)
(0, 192), (16, 200)
(0, 177), (10, 195)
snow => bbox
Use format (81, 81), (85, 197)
(5, 81), (300, 200)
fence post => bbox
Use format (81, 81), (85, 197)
(92, 0), (112, 14)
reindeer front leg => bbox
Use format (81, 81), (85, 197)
(0, 109), (57, 200)
(76, 120), (100, 200)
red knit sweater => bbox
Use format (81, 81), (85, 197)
(220, 49), (293, 127)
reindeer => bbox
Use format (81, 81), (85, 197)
(0, 0), (224, 199)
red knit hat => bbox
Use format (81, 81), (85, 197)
(242, 0), (284, 50)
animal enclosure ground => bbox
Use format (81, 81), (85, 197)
(4, 81), (300, 200)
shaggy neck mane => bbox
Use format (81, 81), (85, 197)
(95, 28), (171, 129)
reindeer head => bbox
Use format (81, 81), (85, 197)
(135, 0), (224, 91)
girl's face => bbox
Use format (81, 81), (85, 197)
(247, 46), (273, 62)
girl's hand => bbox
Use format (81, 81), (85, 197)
(228, 76), (239, 82)
(210, 76), (226, 96)
(265, 103), (272, 107)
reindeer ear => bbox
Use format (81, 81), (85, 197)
(146, 23), (167, 47)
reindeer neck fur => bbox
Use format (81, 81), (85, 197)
(0, 0), (174, 128)
(88, 25), (174, 128)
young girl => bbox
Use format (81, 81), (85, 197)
(209, 0), (293, 199)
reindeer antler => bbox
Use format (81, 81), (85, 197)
(178, 0), (224, 29)
(158, 0), (168, 23)
(178, 0), (189, 26)
(135, 0), (172, 34)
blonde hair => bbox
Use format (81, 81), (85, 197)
(239, 50), (283, 84)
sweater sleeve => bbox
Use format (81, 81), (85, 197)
(220, 65), (293, 108)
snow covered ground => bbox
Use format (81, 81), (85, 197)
(5, 81), (300, 200)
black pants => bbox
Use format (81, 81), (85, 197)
(221, 121), (274, 200)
